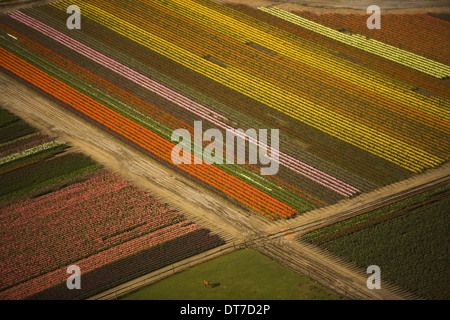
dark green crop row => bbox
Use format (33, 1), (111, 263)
(0, 107), (19, 127)
(25, 5), (412, 190)
(304, 184), (450, 243)
(0, 108), (37, 144)
(0, 18), (317, 215)
(0, 143), (68, 173)
(0, 152), (101, 204)
(0, 107), (100, 203)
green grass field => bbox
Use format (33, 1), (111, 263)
(122, 248), (343, 300)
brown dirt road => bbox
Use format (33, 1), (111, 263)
(0, 74), (257, 242)
(2, 0), (450, 13)
(217, 0), (450, 13)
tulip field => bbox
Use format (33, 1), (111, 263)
(0, 0), (449, 221)
(0, 108), (225, 300)
(258, 7), (450, 78)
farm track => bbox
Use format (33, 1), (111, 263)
(2, 0), (450, 13)
(2, 73), (449, 300)
(253, 239), (419, 300)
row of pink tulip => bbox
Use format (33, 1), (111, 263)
(9, 10), (360, 197)
(0, 168), (207, 294)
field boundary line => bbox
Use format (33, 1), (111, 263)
(1, 61), (448, 300)
(87, 242), (245, 300)
(261, 162), (450, 237)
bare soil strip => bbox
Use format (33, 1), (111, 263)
(254, 239), (420, 300)
(0, 74), (249, 242)
(0, 0), (445, 300)
(261, 162), (450, 239)
(2, 0), (450, 13)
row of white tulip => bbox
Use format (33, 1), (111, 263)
(0, 141), (65, 166)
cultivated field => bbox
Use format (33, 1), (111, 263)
(0, 107), (225, 300)
(0, 0), (449, 300)
(1, 0), (449, 220)
(303, 184), (450, 299)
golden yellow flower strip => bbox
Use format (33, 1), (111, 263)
(151, 0), (450, 122)
(260, 7), (450, 78)
(51, 0), (445, 172)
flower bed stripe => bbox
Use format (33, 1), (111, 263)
(0, 46), (296, 219)
(8, 10), (360, 197)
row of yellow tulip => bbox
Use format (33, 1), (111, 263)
(153, 0), (449, 122)
(259, 7), (450, 79)
(100, 0), (448, 158)
(51, 0), (445, 173)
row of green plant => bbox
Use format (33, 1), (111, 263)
(0, 152), (101, 204)
(303, 184), (450, 299)
(0, 117), (36, 144)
